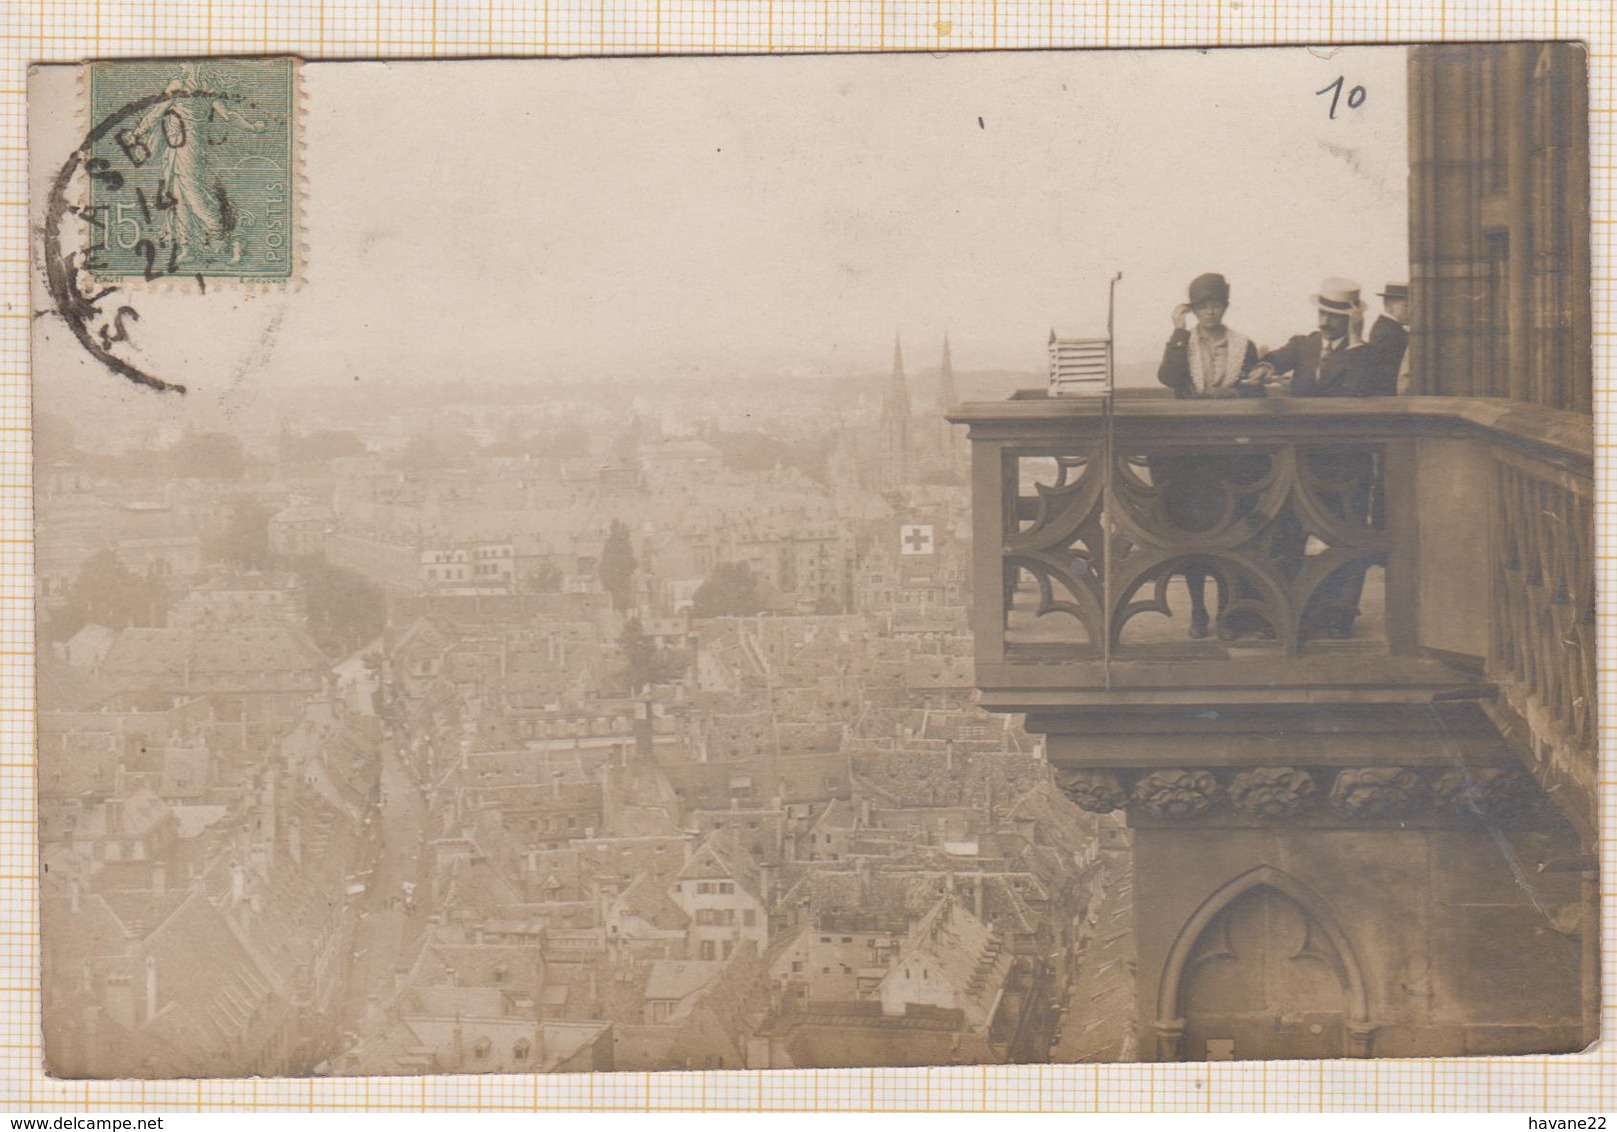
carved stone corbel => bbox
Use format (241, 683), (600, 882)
(1132, 769), (1220, 819)
(1431, 766), (1539, 822)
(1328, 767), (1426, 820)
(1227, 766), (1318, 818)
(1056, 768), (1129, 814)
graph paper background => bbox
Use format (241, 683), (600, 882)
(0, 0), (1612, 1113)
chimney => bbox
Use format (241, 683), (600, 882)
(634, 699), (654, 761)
(145, 955), (158, 1022)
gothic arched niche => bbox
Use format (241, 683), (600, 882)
(1157, 867), (1371, 1061)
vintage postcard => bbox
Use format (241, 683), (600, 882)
(27, 46), (1594, 1078)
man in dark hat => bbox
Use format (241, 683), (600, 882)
(1367, 282), (1410, 396)
(1157, 273), (1264, 400)
(1154, 273), (1263, 638)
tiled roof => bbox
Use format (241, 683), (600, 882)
(36, 654), (110, 711)
(420, 943), (542, 990)
(616, 871), (690, 932)
(675, 828), (762, 899)
(97, 627), (327, 693)
(643, 959), (723, 1003)
(99, 890), (190, 940)
(73, 786), (172, 840)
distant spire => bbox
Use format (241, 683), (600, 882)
(885, 332), (910, 416)
(937, 331), (957, 411)
(880, 333), (913, 490)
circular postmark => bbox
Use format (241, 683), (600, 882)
(39, 59), (297, 394)
(42, 88), (207, 393)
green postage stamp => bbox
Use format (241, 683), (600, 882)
(85, 57), (296, 282)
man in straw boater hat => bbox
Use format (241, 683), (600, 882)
(1248, 277), (1379, 396)
(1250, 277), (1388, 639)
(1153, 273), (1265, 638)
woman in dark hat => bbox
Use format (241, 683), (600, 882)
(1152, 274), (1263, 638)
(1157, 273), (1263, 400)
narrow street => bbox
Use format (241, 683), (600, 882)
(337, 740), (429, 1038)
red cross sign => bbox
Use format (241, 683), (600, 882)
(901, 524), (935, 555)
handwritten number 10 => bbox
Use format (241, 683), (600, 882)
(1316, 75), (1367, 119)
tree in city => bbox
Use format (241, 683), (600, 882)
(51, 550), (165, 638)
(690, 562), (766, 618)
(598, 519), (637, 611)
(618, 617), (689, 692)
(296, 559), (386, 657)
(526, 560), (565, 594)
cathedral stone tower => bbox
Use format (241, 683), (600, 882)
(879, 335), (913, 491)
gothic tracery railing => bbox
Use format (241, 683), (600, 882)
(952, 395), (1594, 825)
(1004, 439), (1394, 654)
(1493, 458), (1597, 801)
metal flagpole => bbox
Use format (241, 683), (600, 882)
(1102, 272), (1122, 692)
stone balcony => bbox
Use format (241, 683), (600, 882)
(948, 391), (1595, 836)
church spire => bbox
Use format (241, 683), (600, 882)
(880, 333), (912, 491)
(937, 331), (957, 412)
(886, 332), (910, 416)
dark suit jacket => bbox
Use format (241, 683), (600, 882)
(1366, 314), (1409, 395)
(1264, 332), (1382, 397)
(1157, 328), (1264, 399)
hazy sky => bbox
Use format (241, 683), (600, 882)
(34, 47), (1408, 413)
